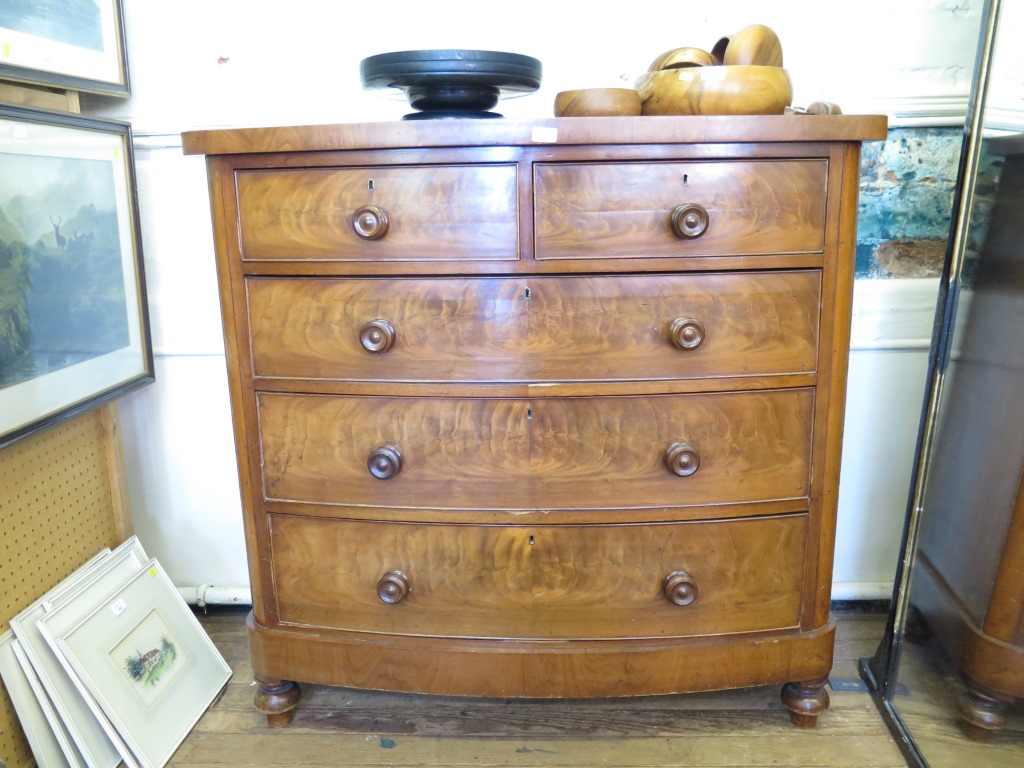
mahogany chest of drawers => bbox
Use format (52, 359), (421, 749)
(183, 115), (887, 727)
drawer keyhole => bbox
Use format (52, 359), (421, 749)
(524, 286), (531, 299)
(529, 535), (535, 545)
(368, 179), (374, 191)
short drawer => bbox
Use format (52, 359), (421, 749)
(270, 514), (806, 639)
(258, 389), (813, 511)
(247, 271), (820, 382)
(236, 164), (518, 261)
(534, 159), (827, 259)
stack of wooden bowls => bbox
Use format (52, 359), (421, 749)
(635, 24), (791, 116)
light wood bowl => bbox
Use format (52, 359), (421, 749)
(554, 88), (641, 117)
(635, 65), (792, 116)
(722, 24), (783, 67)
(647, 47), (719, 72)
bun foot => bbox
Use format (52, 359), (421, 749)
(781, 676), (830, 728)
(254, 675), (301, 727)
(958, 684), (1012, 740)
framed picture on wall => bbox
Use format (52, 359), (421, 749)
(0, 105), (152, 449)
(0, 0), (130, 96)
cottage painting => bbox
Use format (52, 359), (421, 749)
(0, 150), (129, 390)
(111, 610), (190, 708)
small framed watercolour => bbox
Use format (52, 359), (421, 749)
(0, 630), (83, 767)
(0, 105), (152, 449)
(52, 559), (232, 768)
(0, 0), (130, 96)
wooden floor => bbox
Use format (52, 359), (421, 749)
(169, 609), (907, 768)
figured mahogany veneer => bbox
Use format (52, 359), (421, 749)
(184, 115), (886, 728)
(534, 159), (827, 259)
(257, 390), (813, 511)
(237, 164), (519, 261)
(246, 271), (821, 383)
(269, 514), (807, 639)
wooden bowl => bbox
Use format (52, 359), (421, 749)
(723, 24), (783, 67)
(635, 65), (792, 116)
(647, 47), (719, 72)
(554, 88), (641, 117)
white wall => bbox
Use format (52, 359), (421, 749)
(101, 0), (986, 598)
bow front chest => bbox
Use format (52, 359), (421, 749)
(183, 115), (887, 726)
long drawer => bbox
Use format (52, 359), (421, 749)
(247, 272), (820, 383)
(258, 389), (813, 511)
(534, 159), (828, 260)
(269, 514), (807, 639)
(236, 164), (519, 261)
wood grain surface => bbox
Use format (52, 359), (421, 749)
(181, 114), (889, 156)
(257, 389), (813, 512)
(237, 165), (518, 261)
(247, 271), (820, 383)
(535, 159), (826, 259)
(269, 514), (805, 639)
(190, 115), (884, 715)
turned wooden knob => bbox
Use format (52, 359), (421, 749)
(663, 570), (698, 606)
(377, 571), (409, 604)
(359, 319), (396, 353)
(368, 445), (402, 480)
(353, 204), (389, 240)
(670, 203), (709, 239)
(665, 441), (700, 476)
(669, 318), (705, 350)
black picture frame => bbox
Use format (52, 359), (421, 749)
(0, 0), (130, 97)
(0, 104), (153, 449)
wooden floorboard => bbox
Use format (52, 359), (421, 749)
(169, 610), (906, 768)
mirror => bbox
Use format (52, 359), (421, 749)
(862, 0), (1024, 764)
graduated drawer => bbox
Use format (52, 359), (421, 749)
(236, 164), (518, 261)
(258, 389), (813, 510)
(247, 271), (820, 382)
(270, 514), (807, 639)
(534, 159), (827, 259)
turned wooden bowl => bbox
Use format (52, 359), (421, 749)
(635, 65), (792, 116)
(647, 47), (719, 71)
(554, 88), (641, 117)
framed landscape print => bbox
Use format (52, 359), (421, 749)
(0, 105), (152, 448)
(0, 0), (130, 96)
(51, 559), (232, 768)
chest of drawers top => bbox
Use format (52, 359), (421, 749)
(184, 115), (886, 275)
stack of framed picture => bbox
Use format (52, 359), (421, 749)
(1, 0), (152, 449)
(0, 537), (232, 768)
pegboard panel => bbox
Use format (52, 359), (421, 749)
(0, 404), (128, 767)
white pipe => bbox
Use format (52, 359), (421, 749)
(177, 585), (251, 608)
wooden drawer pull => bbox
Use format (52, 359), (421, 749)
(353, 204), (390, 240)
(669, 318), (705, 350)
(665, 441), (700, 476)
(663, 569), (698, 606)
(670, 203), (709, 239)
(368, 445), (403, 480)
(377, 571), (409, 604)
(359, 319), (396, 353)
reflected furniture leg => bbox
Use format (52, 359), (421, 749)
(958, 682), (1014, 741)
